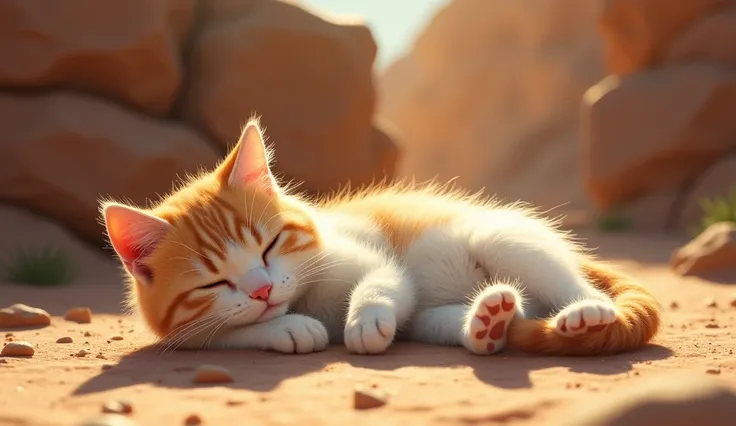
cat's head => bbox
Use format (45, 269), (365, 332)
(101, 120), (323, 340)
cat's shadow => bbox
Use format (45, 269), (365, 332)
(71, 342), (673, 395)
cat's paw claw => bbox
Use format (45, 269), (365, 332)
(344, 306), (396, 355)
(463, 285), (517, 355)
(555, 299), (617, 337)
(266, 315), (329, 354)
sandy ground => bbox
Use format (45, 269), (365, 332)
(1, 210), (735, 425)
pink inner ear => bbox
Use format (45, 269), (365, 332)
(104, 204), (170, 265)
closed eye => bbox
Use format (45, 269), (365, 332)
(198, 280), (234, 290)
(262, 232), (281, 264)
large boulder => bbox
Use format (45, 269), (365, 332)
(671, 222), (736, 277)
(378, 0), (604, 210)
(183, 0), (397, 194)
(666, 8), (736, 68)
(0, 92), (220, 241)
(582, 64), (736, 212)
(598, 0), (731, 74)
(0, 0), (194, 115)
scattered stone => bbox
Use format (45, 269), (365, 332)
(706, 298), (718, 308)
(669, 301), (679, 309)
(225, 400), (245, 406)
(192, 365), (234, 384)
(0, 304), (51, 328)
(671, 222), (736, 276)
(730, 294), (736, 308)
(705, 323), (720, 329)
(1, 341), (34, 357)
(102, 400), (133, 415)
(65, 307), (93, 323)
(110, 336), (124, 341)
(184, 414), (202, 426)
(567, 373), (736, 426)
(57, 336), (74, 344)
(76, 349), (89, 357)
(77, 414), (138, 426)
(84, 331), (92, 337)
(102, 364), (114, 371)
(4, 333), (12, 338)
(96, 354), (107, 360)
(0, 359), (8, 364)
(706, 368), (721, 375)
(353, 385), (388, 410)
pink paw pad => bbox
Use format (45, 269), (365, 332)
(464, 288), (518, 355)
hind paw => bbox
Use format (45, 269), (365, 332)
(555, 299), (617, 337)
(463, 285), (518, 355)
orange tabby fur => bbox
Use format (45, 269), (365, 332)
(101, 118), (661, 356)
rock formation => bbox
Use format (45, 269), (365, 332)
(583, 0), (736, 231)
(0, 0), (398, 242)
(378, 0), (604, 211)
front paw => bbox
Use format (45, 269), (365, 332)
(265, 315), (329, 354)
(344, 305), (397, 354)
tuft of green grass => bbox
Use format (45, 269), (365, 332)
(1, 246), (77, 287)
(695, 185), (736, 235)
(595, 211), (630, 232)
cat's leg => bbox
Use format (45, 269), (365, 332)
(185, 314), (329, 354)
(344, 261), (416, 354)
(460, 213), (619, 335)
(408, 281), (524, 354)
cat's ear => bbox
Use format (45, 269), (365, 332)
(102, 202), (171, 284)
(222, 120), (277, 193)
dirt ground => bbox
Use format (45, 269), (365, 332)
(1, 218), (735, 425)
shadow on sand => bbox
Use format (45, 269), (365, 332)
(71, 342), (673, 395)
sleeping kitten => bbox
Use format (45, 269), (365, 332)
(101, 119), (661, 356)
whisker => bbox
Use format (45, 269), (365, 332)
(262, 211), (288, 229)
(200, 312), (236, 352)
(170, 241), (213, 262)
(156, 315), (222, 355)
(256, 195), (276, 226)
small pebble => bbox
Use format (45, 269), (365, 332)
(353, 385), (388, 410)
(102, 400), (133, 415)
(1, 341), (34, 357)
(225, 400), (245, 406)
(65, 307), (93, 323)
(192, 365), (234, 384)
(0, 359), (8, 364)
(102, 364), (114, 371)
(57, 336), (74, 344)
(730, 294), (736, 308)
(669, 301), (679, 309)
(110, 336), (124, 341)
(0, 304), (51, 328)
(97, 353), (107, 360)
(5, 333), (13, 338)
(705, 323), (720, 329)
(184, 414), (202, 425)
(706, 367), (721, 375)
(705, 298), (718, 308)
(76, 349), (89, 357)
(84, 331), (92, 337)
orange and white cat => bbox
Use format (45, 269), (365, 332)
(101, 119), (661, 356)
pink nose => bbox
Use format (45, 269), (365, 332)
(249, 284), (272, 301)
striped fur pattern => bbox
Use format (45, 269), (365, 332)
(101, 119), (661, 355)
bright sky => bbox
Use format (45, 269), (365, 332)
(301, 0), (449, 71)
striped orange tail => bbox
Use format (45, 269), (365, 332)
(506, 259), (662, 356)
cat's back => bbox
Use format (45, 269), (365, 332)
(317, 182), (493, 251)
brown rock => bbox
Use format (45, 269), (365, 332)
(0, 0), (195, 115)
(568, 373), (736, 425)
(582, 64), (736, 212)
(76, 349), (89, 357)
(353, 385), (388, 410)
(706, 367), (722, 375)
(706, 298), (719, 308)
(378, 0), (602, 212)
(78, 414), (139, 426)
(192, 365), (234, 384)
(184, 0), (397, 195)
(184, 414), (202, 426)
(0, 304), (51, 328)
(671, 222), (736, 276)
(102, 400), (133, 415)
(110, 336), (124, 341)
(598, 0), (729, 74)
(730, 294), (736, 307)
(669, 301), (679, 309)
(57, 337), (74, 344)
(677, 156), (736, 230)
(1, 341), (34, 357)
(84, 332), (93, 337)
(65, 307), (93, 324)
(666, 9), (736, 68)
(0, 92), (221, 241)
